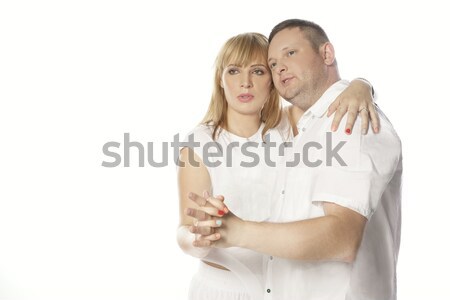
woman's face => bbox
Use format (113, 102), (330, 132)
(221, 60), (272, 118)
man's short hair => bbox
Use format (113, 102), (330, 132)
(268, 19), (330, 53)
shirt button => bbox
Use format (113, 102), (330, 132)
(302, 127), (306, 132)
(270, 256), (273, 260)
(267, 289), (271, 293)
(281, 190), (285, 194)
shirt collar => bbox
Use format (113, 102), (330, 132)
(304, 79), (351, 119)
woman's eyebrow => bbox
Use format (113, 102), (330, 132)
(251, 64), (266, 67)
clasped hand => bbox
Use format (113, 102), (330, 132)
(185, 191), (243, 248)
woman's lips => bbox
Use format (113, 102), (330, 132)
(237, 93), (254, 103)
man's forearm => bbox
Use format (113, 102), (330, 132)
(236, 215), (362, 262)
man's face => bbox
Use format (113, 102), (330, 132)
(268, 27), (326, 108)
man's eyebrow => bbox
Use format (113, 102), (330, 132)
(268, 46), (290, 62)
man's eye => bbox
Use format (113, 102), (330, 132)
(270, 63), (277, 69)
(288, 50), (295, 56)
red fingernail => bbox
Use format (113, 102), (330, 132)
(218, 210), (225, 216)
(345, 128), (351, 134)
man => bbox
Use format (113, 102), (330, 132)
(187, 19), (402, 300)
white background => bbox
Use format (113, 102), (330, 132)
(1, 0), (449, 299)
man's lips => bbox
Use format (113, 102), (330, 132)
(237, 93), (254, 103)
(281, 76), (294, 85)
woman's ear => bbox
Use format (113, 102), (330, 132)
(321, 42), (336, 66)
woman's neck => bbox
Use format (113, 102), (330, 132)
(225, 113), (261, 138)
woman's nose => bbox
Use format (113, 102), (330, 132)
(240, 76), (253, 88)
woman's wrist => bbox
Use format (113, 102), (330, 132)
(353, 78), (374, 98)
(177, 225), (211, 258)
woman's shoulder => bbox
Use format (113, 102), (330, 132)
(184, 123), (215, 143)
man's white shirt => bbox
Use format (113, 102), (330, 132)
(264, 80), (402, 300)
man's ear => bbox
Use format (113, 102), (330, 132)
(321, 42), (336, 66)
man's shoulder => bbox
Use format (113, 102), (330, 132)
(364, 106), (402, 154)
(317, 104), (401, 148)
(311, 105), (401, 171)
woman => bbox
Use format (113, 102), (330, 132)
(177, 32), (377, 300)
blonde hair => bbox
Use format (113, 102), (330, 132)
(201, 32), (282, 140)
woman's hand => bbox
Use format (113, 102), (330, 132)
(186, 192), (244, 248)
(185, 191), (228, 247)
(327, 79), (380, 135)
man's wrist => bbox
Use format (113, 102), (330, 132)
(235, 219), (257, 249)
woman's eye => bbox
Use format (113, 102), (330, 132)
(288, 50), (295, 56)
(228, 68), (239, 75)
(253, 69), (265, 75)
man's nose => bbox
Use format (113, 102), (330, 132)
(274, 63), (287, 75)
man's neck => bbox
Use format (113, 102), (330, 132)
(294, 75), (340, 112)
(288, 105), (304, 127)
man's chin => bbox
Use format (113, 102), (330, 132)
(278, 86), (299, 99)
(280, 92), (296, 102)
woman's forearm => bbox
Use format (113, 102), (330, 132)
(177, 225), (211, 258)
